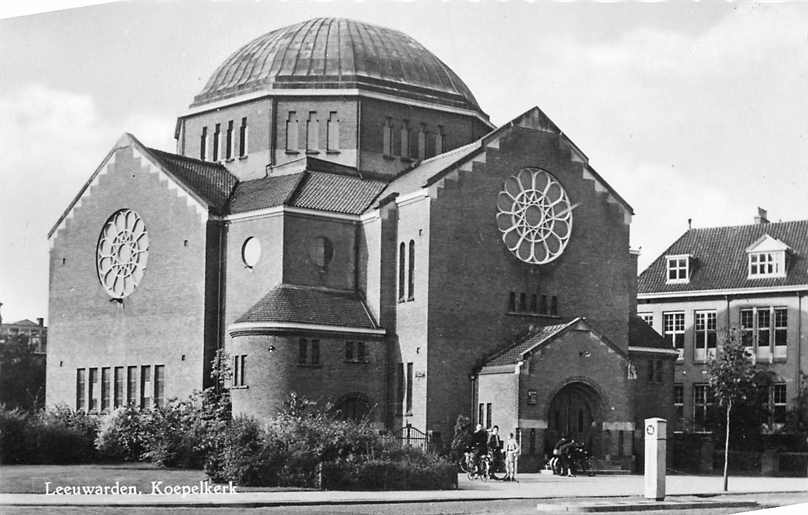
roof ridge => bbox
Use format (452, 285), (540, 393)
(147, 147), (231, 172)
(687, 218), (808, 231)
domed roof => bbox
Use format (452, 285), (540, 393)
(192, 18), (483, 113)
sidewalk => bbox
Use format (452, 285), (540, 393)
(0, 474), (805, 507)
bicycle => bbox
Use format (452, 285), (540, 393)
(460, 450), (490, 480)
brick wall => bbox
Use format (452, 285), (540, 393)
(424, 126), (633, 439)
(47, 145), (210, 408)
(229, 333), (385, 423)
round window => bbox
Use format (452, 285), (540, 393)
(309, 236), (334, 268)
(242, 237), (261, 268)
(96, 209), (149, 299)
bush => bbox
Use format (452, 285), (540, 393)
(322, 452), (457, 490)
(96, 406), (148, 462)
(213, 416), (281, 486)
(0, 404), (98, 464)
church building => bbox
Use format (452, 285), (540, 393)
(46, 17), (673, 469)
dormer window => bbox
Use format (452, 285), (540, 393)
(746, 234), (789, 279)
(666, 254), (690, 284)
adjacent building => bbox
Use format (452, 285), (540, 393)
(0, 317), (47, 354)
(46, 17), (672, 468)
(638, 209), (808, 434)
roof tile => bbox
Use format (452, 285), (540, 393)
(147, 148), (238, 214)
(639, 220), (808, 294)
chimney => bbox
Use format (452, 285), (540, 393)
(687, 218), (692, 230)
(754, 207), (769, 225)
(37, 317), (44, 327)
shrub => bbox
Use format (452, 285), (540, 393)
(96, 406), (148, 462)
(214, 416), (279, 486)
(0, 404), (99, 464)
(0, 406), (34, 464)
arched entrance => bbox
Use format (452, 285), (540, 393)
(546, 382), (603, 457)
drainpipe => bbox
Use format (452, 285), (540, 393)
(797, 292), (803, 395)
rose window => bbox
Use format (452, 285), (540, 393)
(496, 168), (573, 264)
(96, 209), (149, 298)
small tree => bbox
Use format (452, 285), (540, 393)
(707, 329), (757, 491)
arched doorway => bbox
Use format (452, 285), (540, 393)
(547, 382), (603, 456)
(332, 393), (371, 422)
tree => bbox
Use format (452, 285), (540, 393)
(0, 333), (45, 410)
(707, 329), (757, 491)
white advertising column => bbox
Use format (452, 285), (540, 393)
(644, 417), (666, 500)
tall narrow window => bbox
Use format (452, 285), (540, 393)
(693, 384), (714, 431)
(485, 403), (492, 429)
(286, 111), (299, 151)
(417, 125), (426, 160)
(550, 296), (558, 316)
(226, 120), (234, 159)
(647, 359), (655, 382)
(76, 368), (86, 411)
(540, 295), (548, 314)
(758, 309), (772, 361)
(114, 366), (124, 409)
(774, 308), (787, 359)
(326, 111), (339, 152)
(345, 341), (354, 361)
(508, 292), (516, 312)
(519, 293), (526, 312)
(306, 111), (319, 151)
(772, 383), (787, 425)
(200, 127), (208, 161)
(478, 403), (484, 426)
(239, 117), (248, 157)
(89, 368), (99, 412)
(405, 362), (413, 414)
(741, 308), (755, 356)
(673, 384), (684, 429)
(298, 339), (308, 365)
(101, 367), (111, 412)
(400, 121), (410, 157)
(310, 339), (320, 365)
(233, 355), (246, 386)
(213, 123), (221, 161)
(694, 311), (717, 362)
(435, 126), (444, 154)
(233, 355), (240, 386)
(154, 365), (165, 407)
(127, 366), (137, 406)
(530, 294), (538, 313)
(655, 359), (663, 383)
(357, 342), (366, 362)
(398, 242), (406, 301)
(396, 363), (405, 415)
(140, 365), (152, 409)
(529, 428), (536, 455)
(407, 240), (415, 300)
(382, 118), (393, 155)
(664, 312), (685, 360)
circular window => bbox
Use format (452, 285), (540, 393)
(96, 209), (149, 298)
(495, 168), (573, 264)
(242, 237), (261, 268)
(308, 236), (334, 268)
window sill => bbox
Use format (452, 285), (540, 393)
(305, 150), (320, 155)
(506, 311), (560, 319)
(404, 412), (413, 417)
(407, 297), (415, 302)
(230, 385), (249, 390)
(400, 156), (415, 163)
(383, 154), (396, 161)
(297, 363), (322, 368)
(285, 150), (300, 155)
(225, 158), (235, 163)
(326, 150), (340, 155)
(238, 155), (248, 160)
(344, 360), (369, 364)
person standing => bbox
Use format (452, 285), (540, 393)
(468, 423), (488, 475)
(504, 432), (520, 481)
(487, 425), (504, 479)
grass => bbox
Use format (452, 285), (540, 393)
(0, 463), (207, 494)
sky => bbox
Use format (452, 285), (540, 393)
(1, 1), (807, 324)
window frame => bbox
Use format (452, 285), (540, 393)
(748, 251), (785, 279)
(663, 311), (686, 360)
(239, 117), (248, 157)
(694, 310), (717, 362)
(665, 255), (690, 284)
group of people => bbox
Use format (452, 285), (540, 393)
(466, 424), (521, 481)
(551, 436), (585, 477)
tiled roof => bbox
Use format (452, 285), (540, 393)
(6, 319), (40, 327)
(229, 170), (387, 216)
(291, 172), (387, 215)
(193, 18), (484, 114)
(229, 173), (305, 214)
(147, 148), (238, 214)
(628, 315), (668, 349)
(484, 320), (574, 367)
(235, 284), (380, 329)
(638, 220), (808, 294)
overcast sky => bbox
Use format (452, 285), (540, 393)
(1, 1), (807, 324)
